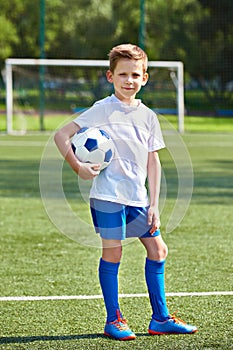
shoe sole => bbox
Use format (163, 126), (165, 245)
(148, 329), (198, 335)
(104, 331), (136, 341)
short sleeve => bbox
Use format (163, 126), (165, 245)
(148, 113), (165, 152)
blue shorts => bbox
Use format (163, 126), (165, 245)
(90, 198), (160, 240)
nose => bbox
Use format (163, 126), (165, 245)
(126, 75), (133, 83)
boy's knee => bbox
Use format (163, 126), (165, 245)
(151, 242), (168, 261)
(110, 248), (122, 263)
(160, 243), (168, 260)
(102, 244), (122, 263)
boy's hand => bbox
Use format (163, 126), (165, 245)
(77, 163), (101, 180)
(148, 206), (161, 234)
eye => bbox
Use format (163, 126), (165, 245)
(133, 73), (141, 77)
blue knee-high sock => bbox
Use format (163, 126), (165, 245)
(99, 258), (120, 323)
(145, 258), (169, 321)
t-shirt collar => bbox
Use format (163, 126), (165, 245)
(111, 94), (141, 108)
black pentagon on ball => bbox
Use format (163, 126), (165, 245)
(104, 149), (113, 162)
(71, 143), (76, 153)
(84, 138), (98, 152)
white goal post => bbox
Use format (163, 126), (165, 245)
(5, 58), (184, 133)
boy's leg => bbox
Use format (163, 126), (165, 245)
(99, 239), (136, 340)
(140, 236), (169, 321)
(90, 200), (136, 340)
(99, 239), (122, 323)
(90, 200), (124, 322)
(140, 236), (197, 335)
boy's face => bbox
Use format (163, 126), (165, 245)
(106, 58), (148, 104)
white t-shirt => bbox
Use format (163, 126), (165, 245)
(73, 94), (165, 206)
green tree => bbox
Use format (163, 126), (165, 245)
(145, 0), (233, 109)
(45, 0), (117, 59)
(145, 0), (202, 61)
(0, 0), (232, 110)
(193, 0), (233, 108)
(0, 0), (25, 61)
(0, 15), (19, 60)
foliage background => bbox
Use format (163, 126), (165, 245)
(0, 0), (232, 111)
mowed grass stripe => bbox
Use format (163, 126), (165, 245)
(1, 134), (233, 148)
(0, 141), (48, 147)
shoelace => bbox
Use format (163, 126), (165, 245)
(169, 311), (187, 325)
(110, 310), (129, 330)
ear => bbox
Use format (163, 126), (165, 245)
(106, 70), (113, 83)
(141, 72), (149, 86)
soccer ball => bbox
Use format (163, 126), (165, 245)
(71, 127), (114, 170)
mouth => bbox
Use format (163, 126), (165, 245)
(123, 87), (134, 90)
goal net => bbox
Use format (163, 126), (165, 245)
(4, 59), (184, 134)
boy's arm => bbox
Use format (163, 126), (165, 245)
(147, 151), (162, 234)
(54, 121), (100, 180)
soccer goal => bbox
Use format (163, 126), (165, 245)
(5, 58), (184, 134)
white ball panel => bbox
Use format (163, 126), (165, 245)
(75, 146), (90, 162)
(71, 127), (114, 170)
(87, 149), (105, 164)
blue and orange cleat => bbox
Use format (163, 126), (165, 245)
(104, 310), (136, 341)
(148, 313), (198, 335)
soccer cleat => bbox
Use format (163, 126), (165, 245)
(148, 313), (198, 335)
(104, 310), (136, 341)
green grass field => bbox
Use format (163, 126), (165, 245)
(1, 111), (233, 134)
(0, 124), (232, 349)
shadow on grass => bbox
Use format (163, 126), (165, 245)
(0, 334), (104, 344)
(0, 333), (149, 344)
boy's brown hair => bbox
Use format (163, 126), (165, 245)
(108, 44), (148, 73)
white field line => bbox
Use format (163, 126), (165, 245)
(0, 291), (232, 302)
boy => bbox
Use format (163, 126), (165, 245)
(54, 44), (197, 340)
